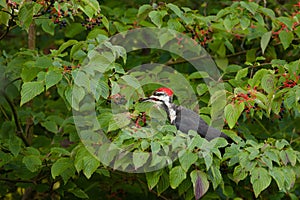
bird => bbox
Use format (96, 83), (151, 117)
(140, 87), (231, 142)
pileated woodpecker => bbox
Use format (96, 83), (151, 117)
(141, 87), (231, 142)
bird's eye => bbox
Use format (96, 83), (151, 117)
(154, 92), (165, 96)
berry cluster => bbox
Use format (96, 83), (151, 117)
(62, 64), (80, 74)
(6, 0), (17, 8)
(272, 3), (300, 37)
(280, 72), (299, 88)
(232, 86), (258, 113)
(135, 112), (146, 128)
(194, 29), (211, 46)
(37, 0), (71, 29)
(81, 17), (102, 30)
(48, 7), (71, 29)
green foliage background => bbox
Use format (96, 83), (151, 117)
(0, 0), (300, 199)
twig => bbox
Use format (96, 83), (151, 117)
(0, 24), (11, 41)
(254, 117), (271, 135)
(0, 177), (35, 184)
(1, 91), (30, 146)
(0, 8), (15, 41)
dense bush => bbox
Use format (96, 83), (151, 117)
(0, 0), (300, 199)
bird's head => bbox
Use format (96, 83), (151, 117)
(150, 87), (174, 104)
(140, 87), (174, 104)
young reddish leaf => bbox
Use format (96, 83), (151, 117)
(190, 170), (209, 200)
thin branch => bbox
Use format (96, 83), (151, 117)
(0, 25), (10, 40)
(0, 177), (35, 184)
(254, 117), (271, 135)
(0, 105), (10, 120)
(1, 91), (30, 146)
(0, 8), (15, 41)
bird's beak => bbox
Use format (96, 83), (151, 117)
(139, 97), (151, 102)
(139, 96), (158, 103)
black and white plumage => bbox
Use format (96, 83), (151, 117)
(141, 87), (231, 142)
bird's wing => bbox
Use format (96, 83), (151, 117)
(175, 106), (230, 141)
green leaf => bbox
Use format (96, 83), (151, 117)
(178, 179), (192, 196)
(224, 102), (245, 129)
(20, 81), (44, 106)
(169, 166), (186, 189)
(148, 10), (167, 28)
(9, 136), (22, 157)
(248, 69), (268, 87)
(264, 149), (280, 165)
(279, 31), (294, 50)
(240, 16), (251, 30)
(18, 2), (34, 31)
(250, 167), (272, 198)
(101, 15), (109, 31)
(209, 165), (222, 189)
(204, 153), (213, 171)
(0, 0), (7, 8)
(50, 147), (71, 156)
(277, 17), (293, 30)
(51, 157), (73, 179)
(74, 146), (100, 179)
(179, 150), (198, 172)
(167, 3), (183, 17)
(282, 167), (296, 190)
(78, 0), (100, 19)
(69, 188), (89, 199)
(41, 19), (55, 36)
(138, 4), (152, 16)
(45, 70), (63, 90)
(41, 121), (58, 134)
(0, 151), (12, 168)
(157, 171), (169, 195)
(280, 149), (297, 166)
(53, 40), (78, 56)
(223, 16), (239, 32)
(240, 1), (259, 15)
(108, 113), (131, 132)
(133, 152), (150, 170)
(0, 11), (9, 27)
(235, 68), (248, 80)
(190, 170), (209, 200)
(225, 39), (235, 54)
(261, 31), (272, 54)
(167, 18), (185, 32)
(21, 66), (41, 82)
(146, 170), (163, 190)
(65, 23), (86, 38)
(196, 84), (208, 96)
(35, 56), (53, 69)
(269, 167), (285, 191)
(22, 155), (42, 172)
(275, 139), (289, 150)
(261, 74), (275, 94)
(259, 7), (275, 19)
(246, 147), (260, 160)
(233, 165), (248, 183)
